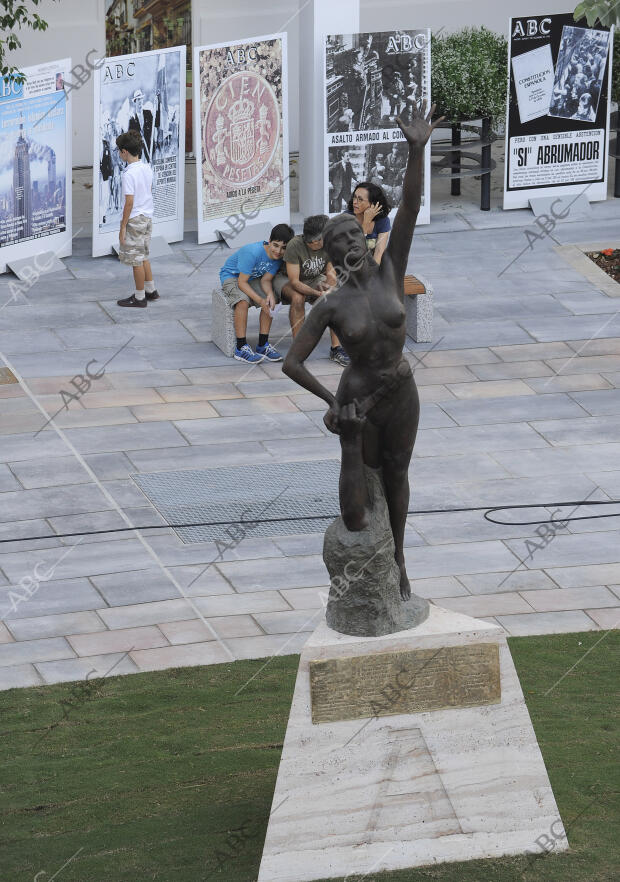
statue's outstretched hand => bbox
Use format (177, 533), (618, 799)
(396, 101), (445, 155)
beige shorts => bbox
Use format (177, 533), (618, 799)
(221, 276), (281, 308)
(119, 214), (152, 266)
(275, 273), (326, 302)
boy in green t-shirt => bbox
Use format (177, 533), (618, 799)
(273, 215), (350, 366)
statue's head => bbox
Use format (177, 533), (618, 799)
(322, 213), (367, 273)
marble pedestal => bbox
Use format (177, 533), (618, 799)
(257, 605), (567, 882)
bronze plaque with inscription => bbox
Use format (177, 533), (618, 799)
(309, 643), (501, 724)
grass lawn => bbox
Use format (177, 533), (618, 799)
(0, 630), (618, 881)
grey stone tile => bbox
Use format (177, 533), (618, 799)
(92, 566), (231, 606)
(193, 592), (291, 617)
(68, 625), (168, 655)
(566, 338), (620, 356)
(505, 531), (620, 569)
(544, 563), (620, 588)
(7, 610), (106, 641)
(36, 651), (139, 685)
(254, 608), (321, 634)
(145, 534), (282, 566)
(0, 636), (74, 665)
(458, 570), (559, 595)
(107, 370), (190, 389)
(217, 555), (328, 592)
(438, 592), (533, 617)
(408, 347), (499, 367)
(235, 378), (302, 397)
(585, 607), (620, 629)
(491, 443), (620, 477)
(519, 585), (618, 612)
(570, 389), (620, 416)
(0, 432), (70, 464)
(209, 397), (299, 417)
(8, 452), (133, 489)
(130, 641), (231, 671)
(0, 484), (114, 524)
(225, 631), (310, 660)
(533, 415), (620, 446)
(417, 404), (457, 429)
(526, 373), (612, 394)
(64, 421), (189, 454)
(183, 364), (271, 385)
(410, 452), (511, 483)
(522, 316), (620, 343)
(0, 663), (43, 690)
(0, 539), (154, 583)
(54, 321), (196, 349)
(0, 578), (104, 620)
(490, 342), (575, 362)
(409, 576), (469, 599)
(438, 393), (587, 426)
(602, 371), (620, 387)
(423, 322), (535, 349)
(273, 533), (326, 557)
(403, 540), (520, 578)
(279, 587), (325, 609)
(160, 615), (262, 643)
(469, 361), (553, 380)
(496, 610), (596, 636)
(97, 598), (197, 629)
(0, 464), (19, 491)
(414, 424), (551, 457)
(136, 342), (231, 370)
(261, 436), (340, 461)
(546, 354), (620, 376)
(10, 347), (152, 378)
(0, 329), (66, 354)
(127, 441), (274, 472)
(174, 412), (322, 446)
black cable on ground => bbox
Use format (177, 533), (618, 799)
(0, 500), (619, 545)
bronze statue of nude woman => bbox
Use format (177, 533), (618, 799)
(283, 104), (443, 634)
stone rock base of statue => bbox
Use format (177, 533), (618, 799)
(323, 467), (429, 636)
(257, 606), (567, 882)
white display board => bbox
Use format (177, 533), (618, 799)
(92, 45), (186, 257)
(323, 30), (431, 225)
(504, 13), (613, 210)
(194, 33), (289, 245)
(0, 59), (72, 274)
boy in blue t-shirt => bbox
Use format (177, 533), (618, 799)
(220, 223), (294, 363)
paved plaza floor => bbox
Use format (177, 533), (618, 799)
(0, 174), (619, 690)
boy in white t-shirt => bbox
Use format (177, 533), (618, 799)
(115, 130), (158, 308)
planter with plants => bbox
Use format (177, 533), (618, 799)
(431, 27), (508, 209)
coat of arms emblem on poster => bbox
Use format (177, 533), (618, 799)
(205, 71), (280, 188)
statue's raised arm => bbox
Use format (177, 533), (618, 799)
(385, 103), (444, 289)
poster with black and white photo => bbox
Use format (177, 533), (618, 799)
(504, 13), (613, 210)
(194, 33), (289, 244)
(92, 45), (185, 257)
(0, 59), (72, 274)
(324, 29), (431, 224)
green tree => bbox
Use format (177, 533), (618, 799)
(574, 0), (620, 27)
(1, 0), (52, 81)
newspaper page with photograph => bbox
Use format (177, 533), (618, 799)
(194, 34), (289, 244)
(104, 0), (192, 152)
(504, 13), (612, 209)
(92, 45), (186, 257)
(323, 29), (431, 224)
(0, 59), (72, 273)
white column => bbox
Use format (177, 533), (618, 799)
(298, 0), (360, 217)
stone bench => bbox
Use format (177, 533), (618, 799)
(404, 273), (433, 343)
(212, 273), (433, 357)
(211, 287), (237, 357)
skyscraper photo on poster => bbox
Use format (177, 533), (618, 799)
(504, 13), (612, 210)
(0, 59), (72, 273)
(324, 30), (431, 224)
(92, 45), (185, 257)
(194, 34), (289, 244)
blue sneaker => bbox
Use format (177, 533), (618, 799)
(234, 343), (262, 363)
(255, 341), (283, 362)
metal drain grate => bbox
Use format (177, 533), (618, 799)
(132, 460), (342, 543)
